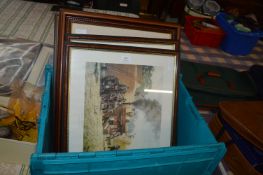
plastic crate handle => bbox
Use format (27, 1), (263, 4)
(197, 71), (235, 90)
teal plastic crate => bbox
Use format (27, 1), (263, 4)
(30, 67), (226, 175)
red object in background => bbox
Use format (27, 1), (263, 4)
(184, 15), (225, 48)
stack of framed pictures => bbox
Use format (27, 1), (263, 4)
(54, 9), (181, 152)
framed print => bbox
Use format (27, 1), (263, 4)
(54, 9), (181, 151)
(58, 43), (178, 152)
(61, 9), (181, 41)
(70, 22), (174, 39)
(67, 34), (177, 51)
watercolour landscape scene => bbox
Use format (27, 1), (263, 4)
(83, 62), (165, 152)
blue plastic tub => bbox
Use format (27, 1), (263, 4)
(216, 12), (263, 56)
(30, 67), (226, 175)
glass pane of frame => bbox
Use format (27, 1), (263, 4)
(66, 45), (178, 152)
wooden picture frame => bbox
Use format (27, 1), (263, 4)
(62, 10), (181, 40)
(67, 34), (177, 51)
(55, 9), (181, 152)
(60, 42), (178, 152)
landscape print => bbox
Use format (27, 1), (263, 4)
(83, 62), (164, 152)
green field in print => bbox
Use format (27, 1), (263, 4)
(83, 62), (164, 152)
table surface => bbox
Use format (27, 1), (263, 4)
(181, 32), (263, 71)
